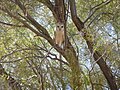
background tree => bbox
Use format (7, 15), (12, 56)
(0, 0), (119, 90)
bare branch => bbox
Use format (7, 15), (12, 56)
(0, 21), (25, 27)
(14, 0), (50, 36)
(87, 12), (113, 27)
(0, 7), (50, 39)
(84, 0), (112, 23)
(37, 0), (58, 20)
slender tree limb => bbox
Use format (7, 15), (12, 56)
(1, 7), (51, 42)
(0, 21), (25, 27)
(84, 0), (111, 23)
(14, 0), (50, 36)
(87, 12), (113, 27)
(37, 0), (58, 21)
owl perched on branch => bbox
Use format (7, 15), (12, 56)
(54, 22), (65, 47)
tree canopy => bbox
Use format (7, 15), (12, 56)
(0, 0), (119, 90)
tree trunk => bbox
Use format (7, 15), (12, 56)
(64, 48), (81, 89)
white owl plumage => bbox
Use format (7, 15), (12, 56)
(54, 22), (65, 47)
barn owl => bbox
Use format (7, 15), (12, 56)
(54, 22), (65, 47)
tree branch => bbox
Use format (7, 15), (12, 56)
(1, 7), (50, 39)
(69, 0), (84, 31)
(84, 0), (111, 23)
(14, 0), (50, 36)
(0, 21), (25, 27)
(87, 12), (113, 27)
(37, 0), (58, 21)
